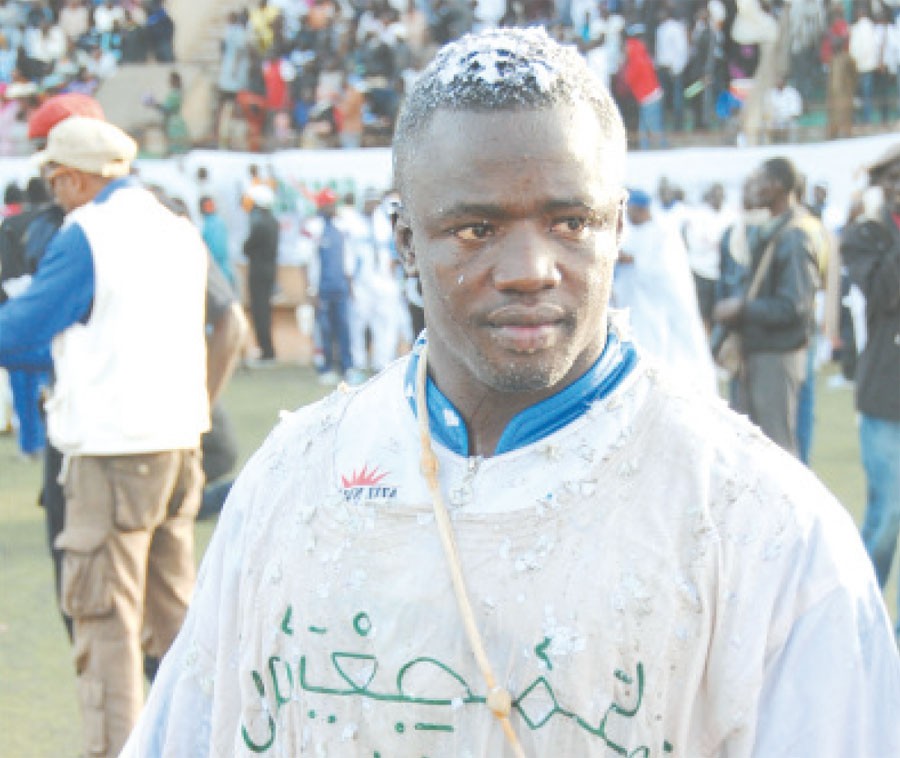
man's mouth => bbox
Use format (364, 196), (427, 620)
(486, 305), (567, 351)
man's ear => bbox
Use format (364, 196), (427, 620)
(393, 214), (418, 276)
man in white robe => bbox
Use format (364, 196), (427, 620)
(122, 27), (900, 758)
(614, 188), (716, 392)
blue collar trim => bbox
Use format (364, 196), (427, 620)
(404, 328), (638, 457)
(93, 176), (138, 205)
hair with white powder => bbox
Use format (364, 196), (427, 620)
(392, 27), (627, 192)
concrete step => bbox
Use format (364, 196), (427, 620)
(95, 0), (248, 150)
(169, 0), (247, 64)
(95, 62), (214, 152)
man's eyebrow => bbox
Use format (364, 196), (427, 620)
(432, 197), (617, 220)
(543, 198), (612, 214)
(432, 202), (509, 219)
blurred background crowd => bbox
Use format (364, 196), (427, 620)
(0, 0), (898, 154)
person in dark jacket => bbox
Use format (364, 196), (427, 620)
(840, 143), (900, 639)
(143, 0), (175, 62)
(712, 157), (818, 456)
(0, 178), (59, 460)
(242, 183), (280, 363)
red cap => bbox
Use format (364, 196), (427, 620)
(314, 188), (338, 208)
(27, 94), (105, 140)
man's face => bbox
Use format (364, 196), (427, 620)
(396, 105), (623, 403)
(43, 163), (83, 212)
(877, 160), (900, 216)
(752, 168), (781, 211)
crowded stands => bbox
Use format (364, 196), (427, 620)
(0, 0), (898, 154)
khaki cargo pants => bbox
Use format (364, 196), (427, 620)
(56, 449), (203, 757)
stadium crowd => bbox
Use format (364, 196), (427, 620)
(0, 0), (899, 153)
(210, 0), (900, 149)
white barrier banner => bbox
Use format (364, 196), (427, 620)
(2, 133), (896, 264)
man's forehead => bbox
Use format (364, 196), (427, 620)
(400, 107), (623, 207)
(407, 104), (620, 167)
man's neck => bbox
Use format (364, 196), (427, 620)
(428, 368), (543, 458)
(426, 337), (609, 458)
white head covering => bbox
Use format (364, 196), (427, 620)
(246, 184), (275, 209)
(34, 116), (136, 178)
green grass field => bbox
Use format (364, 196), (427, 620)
(0, 363), (894, 756)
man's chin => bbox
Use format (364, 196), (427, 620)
(476, 360), (569, 395)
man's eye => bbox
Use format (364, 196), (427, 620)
(550, 216), (590, 236)
(453, 223), (493, 241)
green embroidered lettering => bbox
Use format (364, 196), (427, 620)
(353, 612), (372, 637)
(281, 606), (294, 636)
(535, 636), (553, 670)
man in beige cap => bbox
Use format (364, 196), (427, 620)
(0, 116), (210, 756)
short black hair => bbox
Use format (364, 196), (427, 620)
(392, 27), (626, 195)
(26, 176), (51, 204)
(3, 182), (23, 205)
(762, 157), (798, 195)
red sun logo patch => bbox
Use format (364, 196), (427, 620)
(341, 464), (388, 489)
(341, 464), (397, 502)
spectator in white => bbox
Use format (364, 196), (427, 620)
(24, 19), (67, 79)
(94, 0), (125, 35)
(215, 11), (249, 142)
(123, 0), (147, 24)
(615, 187), (716, 391)
(655, 175), (689, 240)
(570, 0), (600, 37)
(683, 182), (736, 334)
(764, 75), (803, 143)
(584, 35), (610, 88)
(59, 0), (90, 44)
(850, 4), (878, 124)
(269, 0), (304, 40)
(84, 44), (118, 80)
(370, 190), (408, 369)
(401, 0), (427, 55)
(339, 189), (405, 374)
(655, 4), (688, 131)
(590, 1), (625, 81)
(339, 190), (378, 373)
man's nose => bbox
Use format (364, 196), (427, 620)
(491, 223), (561, 292)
